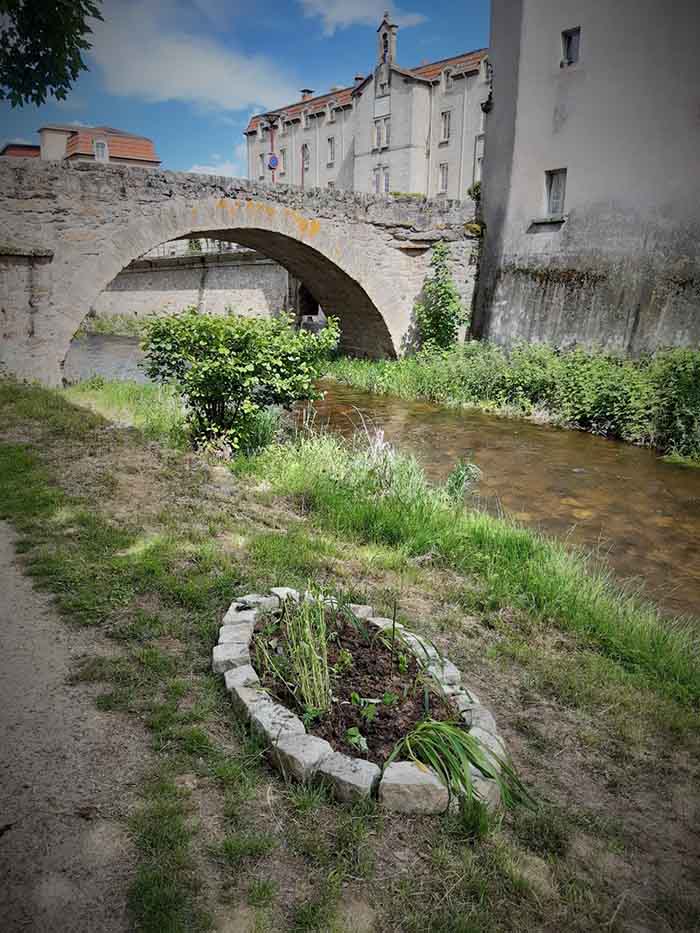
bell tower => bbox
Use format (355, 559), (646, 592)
(376, 11), (397, 65)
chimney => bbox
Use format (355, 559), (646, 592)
(300, 88), (314, 101)
(354, 74), (365, 86)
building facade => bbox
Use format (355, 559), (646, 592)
(245, 14), (490, 199)
(474, 0), (700, 353)
(1, 125), (160, 167)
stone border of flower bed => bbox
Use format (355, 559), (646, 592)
(212, 587), (507, 814)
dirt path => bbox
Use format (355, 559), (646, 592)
(0, 522), (149, 933)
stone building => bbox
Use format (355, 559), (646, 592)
(474, 0), (700, 353)
(0, 124), (161, 167)
(245, 13), (490, 199)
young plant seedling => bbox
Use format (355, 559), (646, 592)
(345, 726), (368, 753)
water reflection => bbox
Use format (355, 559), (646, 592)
(65, 335), (700, 620)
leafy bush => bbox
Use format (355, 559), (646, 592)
(415, 242), (467, 350)
(142, 310), (339, 452)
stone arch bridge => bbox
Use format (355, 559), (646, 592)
(0, 159), (476, 385)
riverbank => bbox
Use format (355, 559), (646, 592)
(1, 377), (699, 931)
(327, 344), (700, 463)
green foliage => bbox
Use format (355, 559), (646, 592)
(327, 343), (700, 458)
(142, 310), (339, 452)
(467, 181), (481, 203)
(284, 597), (332, 717)
(0, 0), (102, 107)
(247, 429), (700, 706)
(387, 719), (532, 809)
(415, 241), (467, 350)
(187, 238), (202, 253)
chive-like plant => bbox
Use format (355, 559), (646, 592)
(285, 599), (331, 717)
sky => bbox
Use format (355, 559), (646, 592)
(0, 0), (490, 176)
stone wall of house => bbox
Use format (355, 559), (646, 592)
(93, 250), (294, 321)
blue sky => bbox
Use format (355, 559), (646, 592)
(0, 0), (489, 176)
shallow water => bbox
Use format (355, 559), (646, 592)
(66, 335), (700, 620)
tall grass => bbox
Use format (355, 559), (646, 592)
(247, 430), (700, 708)
(285, 598), (332, 717)
(327, 344), (700, 459)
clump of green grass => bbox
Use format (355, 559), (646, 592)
(284, 597), (332, 717)
(216, 831), (276, 867)
(246, 431), (700, 708)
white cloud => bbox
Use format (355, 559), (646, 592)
(5, 137), (32, 145)
(90, 0), (298, 112)
(189, 141), (247, 178)
(300, 0), (426, 35)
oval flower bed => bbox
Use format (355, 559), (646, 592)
(213, 588), (525, 815)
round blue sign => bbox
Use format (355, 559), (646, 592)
(268, 154), (279, 170)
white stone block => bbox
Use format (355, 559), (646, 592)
(379, 761), (449, 814)
(348, 604), (375, 620)
(470, 727), (507, 769)
(224, 664), (260, 691)
(218, 622), (255, 644)
(249, 699), (305, 744)
(427, 659), (461, 685)
(469, 765), (502, 812)
(271, 734), (334, 781)
(270, 586), (300, 604)
(222, 605), (258, 626)
(316, 752), (381, 802)
(367, 617), (403, 631)
(228, 684), (269, 721)
(460, 704), (497, 735)
(212, 642), (250, 674)
(237, 594), (280, 612)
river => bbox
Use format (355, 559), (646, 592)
(65, 334), (700, 621)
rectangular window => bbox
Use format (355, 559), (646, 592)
(440, 110), (451, 142)
(374, 120), (382, 149)
(280, 148), (287, 173)
(327, 136), (335, 164)
(258, 153), (265, 179)
(328, 180), (335, 189)
(561, 27), (580, 65)
(546, 168), (567, 216)
(383, 167), (390, 194)
(439, 162), (448, 193)
(302, 144), (310, 173)
(373, 167), (381, 193)
(94, 139), (108, 161)
(384, 118), (391, 147)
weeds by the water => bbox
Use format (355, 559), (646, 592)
(249, 430), (700, 707)
(327, 343), (700, 460)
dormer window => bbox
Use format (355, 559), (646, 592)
(327, 101), (336, 123)
(479, 58), (490, 83)
(256, 123), (264, 142)
(444, 69), (453, 91)
(93, 138), (108, 162)
(279, 114), (288, 135)
(302, 110), (309, 130)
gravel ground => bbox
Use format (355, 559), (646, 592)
(0, 522), (150, 933)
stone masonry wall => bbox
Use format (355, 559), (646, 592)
(0, 159), (476, 384)
(93, 250), (292, 321)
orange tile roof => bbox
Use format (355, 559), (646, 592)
(62, 127), (160, 163)
(246, 85), (355, 133)
(0, 143), (40, 157)
(245, 47), (487, 133)
(409, 48), (487, 80)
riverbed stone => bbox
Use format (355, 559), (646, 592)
(379, 761), (449, 814)
(316, 753), (381, 802)
(212, 642), (250, 674)
(222, 605), (259, 626)
(218, 622), (255, 645)
(271, 734), (334, 781)
(367, 616), (403, 631)
(348, 604), (375, 620)
(224, 664), (260, 691)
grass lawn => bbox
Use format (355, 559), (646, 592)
(1, 378), (699, 932)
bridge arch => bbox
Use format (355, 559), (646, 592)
(0, 160), (474, 385)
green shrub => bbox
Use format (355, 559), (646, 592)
(648, 349), (700, 457)
(415, 241), (467, 350)
(142, 310), (339, 452)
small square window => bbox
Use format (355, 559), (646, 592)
(561, 27), (580, 65)
(546, 168), (567, 216)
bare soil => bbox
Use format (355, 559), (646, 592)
(253, 609), (456, 762)
(0, 522), (151, 933)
